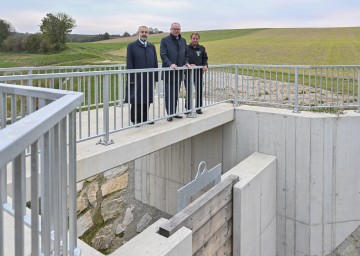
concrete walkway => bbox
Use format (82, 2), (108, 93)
(76, 102), (235, 181)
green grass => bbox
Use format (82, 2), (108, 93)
(1, 27), (360, 67)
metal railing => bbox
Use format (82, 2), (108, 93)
(0, 64), (126, 76)
(0, 83), (84, 256)
(0, 63), (359, 255)
(0, 64), (359, 144)
(236, 64), (360, 112)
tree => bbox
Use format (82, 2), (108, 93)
(103, 32), (110, 40)
(0, 19), (15, 46)
(122, 31), (130, 37)
(39, 12), (76, 53)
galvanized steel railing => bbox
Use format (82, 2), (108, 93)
(0, 64), (359, 145)
(236, 64), (360, 113)
(0, 63), (359, 254)
(0, 64), (126, 76)
(0, 83), (84, 256)
(0, 66), (236, 144)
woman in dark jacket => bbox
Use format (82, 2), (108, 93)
(125, 26), (158, 125)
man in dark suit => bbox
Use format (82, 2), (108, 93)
(125, 26), (158, 125)
(160, 22), (190, 121)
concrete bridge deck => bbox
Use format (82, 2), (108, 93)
(76, 103), (235, 181)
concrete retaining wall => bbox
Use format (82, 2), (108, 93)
(110, 218), (192, 256)
(134, 126), (224, 215)
(234, 106), (360, 256)
(223, 152), (277, 256)
(79, 104), (360, 255)
(112, 153), (274, 256)
(135, 105), (360, 255)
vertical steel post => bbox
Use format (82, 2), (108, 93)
(98, 74), (114, 145)
(235, 65), (239, 107)
(14, 153), (25, 256)
(357, 68), (360, 113)
(0, 166), (4, 256)
(68, 110), (79, 256)
(187, 68), (196, 117)
(293, 68), (299, 113)
(118, 71), (124, 106)
(0, 92), (5, 129)
(31, 142), (40, 256)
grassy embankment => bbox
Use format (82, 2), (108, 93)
(1, 27), (360, 67)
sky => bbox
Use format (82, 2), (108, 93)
(2, 0), (360, 35)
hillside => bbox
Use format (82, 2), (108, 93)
(0, 27), (360, 67)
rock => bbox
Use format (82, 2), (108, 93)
(115, 223), (125, 235)
(122, 206), (134, 226)
(101, 194), (123, 222)
(104, 165), (128, 179)
(76, 181), (85, 193)
(76, 194), (88, 214)
(101, 173), (128, 197)
(91, 225), (115, 250)
(86, 175), (97, 183)
(136, 213), (152, 233)
(87, 181), (98, 207)
(77, 211), (94, 237)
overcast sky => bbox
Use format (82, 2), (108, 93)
(2, 0), (360, 35)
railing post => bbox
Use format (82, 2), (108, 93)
(0, 166), (3, 256)
(14, 153), (25, 256)
(0, 92), (5, 129)
(293, 67), (300, 113)
(117, 70), (124, 107)
(187, 68), (196, 117)
(234, 65), (239, 107)
(357, 68), (360, 113)
(98, 74), (114, 145)
(68, 110), (81, 256)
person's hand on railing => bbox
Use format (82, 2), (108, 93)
(170, 64), (178, 69)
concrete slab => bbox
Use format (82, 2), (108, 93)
(110, 218), (192, 256)
(76, 103), (234, 181)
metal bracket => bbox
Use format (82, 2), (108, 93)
(96, 139), (114, 146)
(177, 161), (221, 212)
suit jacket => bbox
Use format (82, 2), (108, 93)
(160, 34), (188, 81)
(125, 40), (158, 104)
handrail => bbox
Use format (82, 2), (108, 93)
(0, 83), (83, 256)
(0, 64), (359, 145)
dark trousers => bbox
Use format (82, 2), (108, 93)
(185, 69), (203, 110)
(130, 104), (149, 124)
(164, 71), (182, 115)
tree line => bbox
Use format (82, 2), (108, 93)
(0, 13), (163, 54)
(0, 13), (76, 54)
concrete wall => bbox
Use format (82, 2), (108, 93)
(234, 105), (360, 256)
(110, 218), (192, 256)
(223, 152), (277, 256)
(108, 104), (360, 256)
(113, 153), (274, 256)
(135, 126), (224, 215)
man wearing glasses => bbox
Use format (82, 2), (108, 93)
(160, 22), (190, 121)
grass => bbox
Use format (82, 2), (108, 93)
(1, 27), (359, 114)
(1, 27), (360, 67)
